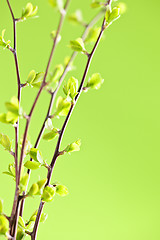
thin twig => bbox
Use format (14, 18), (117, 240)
(6, 1), (22, 238)
(19, 8), (105, 218)
(31, 2), (111, 238)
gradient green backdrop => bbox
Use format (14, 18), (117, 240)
(0, 0), (160, 239)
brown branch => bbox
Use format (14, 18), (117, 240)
(6, 1), (22, 239)
(18, 0), (70, 186)
(31, 2), (111, 238)
(19, 8), (105, 218)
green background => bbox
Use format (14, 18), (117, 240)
(0, 0), (160, 239)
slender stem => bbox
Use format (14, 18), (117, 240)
(18, 0), (70, 186)
(31, 5), (110, 239)
(19, 8), (105, 217)
(6, 1), (22, 238)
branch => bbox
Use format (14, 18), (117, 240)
(17, 0), (71, 186)
(6, 1), (22, 238)
(31, 3), (111, 238)
(19, 8), (105, 217)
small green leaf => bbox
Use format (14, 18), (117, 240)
(21, 3), (38, 21)
(50, 31), (61, 43)
(106, 7), (120, 25)
(65, 139), (81, 153)
(49, 0), (64, 11)
(24, 161), (41, 170)
(37, 179), (47, 193)
(68, 10), (84, 25)
(27, 70), (36, 84)
(85, 27), (101, 44)
(0, 133), (12, 151)
(28, 183), (39, 196)
(0, 200), (3, 214)
(63, 77), (78, 100)
(69, 38), (86, 53)
(20, 173), (29, 192)
(43, 129), (59, 141)
(56, 184), (69, 196)
(45, 118), (53, 131)
(41, 186), (56, 202)
(31, 72), (44, 87)
(49, 64), (64, 84)
(18, 216), (26, 229)
(16, 229), (25, 240)
(40, 213), (48, 223)
(29, 148), (44, 164)
(8, 163), (15, 176)
(0, 29), (11, 49)
(86, 73), (104, 90)
(55, 96), (71, 117)
(90, 1), (101, 8)
(0, 113), (9, 124)
(0, 215), (9, 235)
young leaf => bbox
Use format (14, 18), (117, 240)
(65, 139), (81, 153)
(20, 173), (29, 192)
(16, 229), (25, 240)
(21, 3), (38, 21)
(0, 199), (3, 214)
(50, 31), (61, 43)
(29, 148), (44, 164)
(69, 38), (87, 53)
(37, 179), (47, 194)
(0, 113), (9, 124)
(0, 29), (11, 49)
(41, 186), (56, 202)
(40, 213), (48, 223)
(43, 129), (59, 141)
(0, 133), (12, 151)
(90, 1), (102, 8)
(5, 96), (19, 115)
(28, 183), (39, 196)
(63, 77), (78, 100)
(18, 216), (26, 229)
(56, 184), (69, 196)
(68, 10), (84, 25)
(45, 118), (53, 131)
(86, 73), (104, 90)
(24, 161), (41, 170)
(49, 64), (64, 84)
(55, 96), (71, 117)
(85, 27), (101, 44)
(49, 0), (64, 11)
(0, 215), (9, 235)
(27, 70), (36, 84)
(106, 7), (121, 26)
(31, 72), (44, 88)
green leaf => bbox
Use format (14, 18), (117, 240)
(63, 77), (78, 100)
(56, 184), (69, 196)
(16, 229), (25, 240)
(37, 179), (47, 193)
(90, 1), (102, 8)
(50, 31), (61, 43)
(86, 73), (104, 90)
(21, 3), (38, 21)
(40, 213), (48, 223)
(0, 113), (9, 124)
(41, 186), (56, 202)
(0, 29), (11, 49)
(49, 0), (64, 11)
(8, 163), (15, 177)
(28, 183), (39, 196)
(85, 27), (101, 44)
(0, 133), (12, 151)
(68, 10), (83, 25)
(5, 96), (19, 115)
(18, 216), (26, 229)
(31, 72), (44, 87)
(49, 64), (64, 84)
(0, 200), (3, 214)
(0, 215), (9, 235)
(43, 129), (59, 141)
(29, 148), (44, 164)
(69, 38), (86, 53)
(24, 161), (41, 170)
(55, 96), (71, 117)
(106, 7), (121, 25)
(45, 118), (53, 131)
(27, 70), (36, 84)
(20, 173), (29, 192)
(65, 139), (81, 153)
(6, 112), (18, 124)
